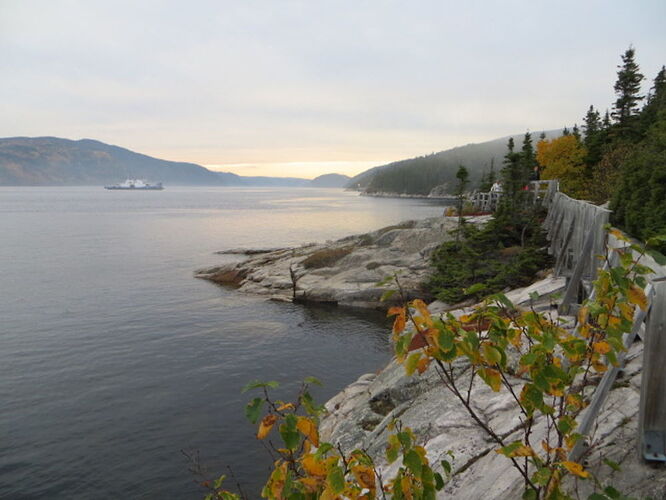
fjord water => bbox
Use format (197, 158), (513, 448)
(0, 187), (448, 499)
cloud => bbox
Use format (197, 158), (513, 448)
(1, 0), (664, 176)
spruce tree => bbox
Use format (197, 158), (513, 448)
(583, 106), (603, 170)
(572, 124), (581, 141)
(611, 46), (644, 139)
(562, 127), (570, 136)
(520, 132), (536, 181)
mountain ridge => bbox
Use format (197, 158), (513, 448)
(0, 137), (348, 187)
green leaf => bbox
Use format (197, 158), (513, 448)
(397, 430), (412, 450)
(315, 442), (334, 458)
(326, 465), (345, 494)
(303, 376), (322, 386)
(441, 459), (452, 476)
(434, 472), (445, 490)
(405, 352), (421, 376)
(279, 414), (300, 451)
(381, 289), (397, 302)
(404, 449), (423, 479)
(603, 458), (621, 472)
(245, 397), (264, 424)
(241, 380), (279, 393)
(464, 282), (487, 295)
(522, 487), (538, 500)
(603, 485), (621, 499)
(438, 329), (455, 351)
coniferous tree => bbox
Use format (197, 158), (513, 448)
(602, 110), (612, 130)
(454, 165), (470, 239)
(520, 132), (536, 180)
(582, 106), (603, 169)
(562, 127), (570, 136)
(572, 124), (581, 141)
(612, 46), (644, 139)
(499, 137), (525, 216)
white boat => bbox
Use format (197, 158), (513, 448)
(104, 178), (164, 190)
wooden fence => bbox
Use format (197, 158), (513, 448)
(538, 189), (666, 464)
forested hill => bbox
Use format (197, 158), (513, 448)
(0, 137), (225, 186)
(0, 137), (346, 187)
(346, 130), (561, 195)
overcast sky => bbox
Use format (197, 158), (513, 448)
(1, 1), (665, 178)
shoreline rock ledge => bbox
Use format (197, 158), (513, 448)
(195, 216), (489, 309)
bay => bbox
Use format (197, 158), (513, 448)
(0, 186), (449, 499)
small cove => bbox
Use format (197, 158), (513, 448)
(0, 186), (450, 499)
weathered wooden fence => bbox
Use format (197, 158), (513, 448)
(543, 192), (612, 314)
(539, 190), (666, 464)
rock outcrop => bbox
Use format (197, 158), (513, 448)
(196, 216), (490, 309)
(319, 276), (666, 499)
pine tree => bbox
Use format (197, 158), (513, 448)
(455, 165), (470, 239)
(611, 46), (644, 139)
(602, 110), (612, 130)
(499, 138), (525, 216)
(583, 106), (603, 169)
(572, 124), (581, 141)
(640, 66), (666, 133)
(562, 127), (570, 136)
(520, 132), (536, 181)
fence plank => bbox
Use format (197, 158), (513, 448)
(570, 284), (654, 462)
(639, 280), (666, 462)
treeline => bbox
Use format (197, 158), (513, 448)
(534, 47), (665, 243)
(365, 156), (465, 195)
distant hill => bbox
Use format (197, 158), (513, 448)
(0, 137), (346, 188)
(310, 173), (351, 188)
(0, 137), (225, 186)
(346, 130), (562, 195)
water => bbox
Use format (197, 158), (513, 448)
(0, 187), (449, 499)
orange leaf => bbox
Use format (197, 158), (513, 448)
(296, 416), (319, 446)
(301, 454), (327, 477)
(560, 461), (589, 478)
(393, 314), (406, 335)
(416, 356), (431, 374)
(628, 284), (648, 311)
(276, 402), (295, 411)
(593, 341), (611, 354)
(351, 465), (376, 490)
(257, 414), (278, 439)
(387, 306), (404, 317)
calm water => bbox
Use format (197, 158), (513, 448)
(0, 187), (449, 499)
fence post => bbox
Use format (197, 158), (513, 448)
(638, 279), (666, 462)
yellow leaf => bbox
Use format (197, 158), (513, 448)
(512, 445), (536, 457)
(276, 402), (295, 411)
(296, 416), (319, 446)
(257, 414), (278, 440)
(593, 341), (611, 354)
(609, 228), (627, 241)
(592, 361), (608, 373)
(299, 476), (322, 492)
(560, 460), (589, 478)
(482, 368), (502, 392)
(301, 454), (327, 477)
(351, 465), (376, 490)
(628, 284), (648, 311)
(619, 302), (635, 321)
(577, 306), (588, 325)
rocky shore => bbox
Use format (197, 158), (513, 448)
(196, 216), (490, 310)
(319, 276), (666, 498)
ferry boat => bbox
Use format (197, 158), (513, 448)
(104, 179), (164, 190)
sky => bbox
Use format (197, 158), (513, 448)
(1, 1), (665, 178)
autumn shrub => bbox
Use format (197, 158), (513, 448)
(301, 246), (353, 269)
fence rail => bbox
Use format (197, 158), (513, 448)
(536, 186), (666, 464)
